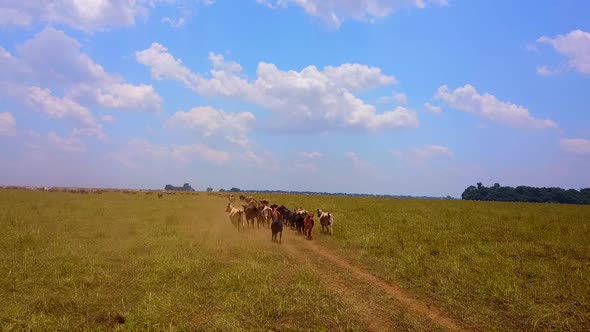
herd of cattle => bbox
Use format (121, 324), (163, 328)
(225, 194), (334, 243)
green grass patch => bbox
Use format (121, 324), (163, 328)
(257, 193), (590, 331)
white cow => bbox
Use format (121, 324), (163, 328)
(226, 203), (245, 231)
(260, 205), (272, 228)
(317, 209), (334, 235)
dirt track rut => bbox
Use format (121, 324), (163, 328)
(249, 224), (467, 332)
(300, 239), (466, 331)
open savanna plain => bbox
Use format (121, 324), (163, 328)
(1, 190), (589, 331)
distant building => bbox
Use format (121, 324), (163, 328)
(164, 183), (195, 192)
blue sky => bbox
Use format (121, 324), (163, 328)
(1, 0), (589, 197)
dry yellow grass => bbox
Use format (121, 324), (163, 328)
(2, 189), (589, 331)
(1, 190), (361, 331)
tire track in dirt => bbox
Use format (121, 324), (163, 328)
(249, 224), (467, 331)
(279, 237), (399, 332)
(299, 239), (467, 332)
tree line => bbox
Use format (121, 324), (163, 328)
(164, 183), (195, 192)
(218, 187), (456, 200)
(462, 183), (590, 205)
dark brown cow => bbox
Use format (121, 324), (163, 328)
(271, 206), (283, 243)
(242, 204), (259, 228)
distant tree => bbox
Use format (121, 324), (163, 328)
(165, 183), (195, 191)
(461, 182), (589, 205)
(219, 189), (226, 192)
(229, 187), (241, 192)
(461, 185), (478, 200)
(206, 187), (213, 192)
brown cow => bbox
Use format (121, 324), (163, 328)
(303, 214), (314, 240)
(242, 204), (260, 228)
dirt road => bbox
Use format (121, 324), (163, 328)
(242, 218), (467, 332)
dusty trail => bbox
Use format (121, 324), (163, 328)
(245, 220), (467, 332)
(280, 236), (399, 332)
(301, 238), (466, 331)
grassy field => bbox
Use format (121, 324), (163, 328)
(258, 193), (590, 331)
(1, 190), (356, 331)
(1, 189), (589, 331)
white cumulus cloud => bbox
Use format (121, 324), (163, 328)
(435, 84), (557, 129)
(162, 6), (194, 29)
(12, 27), (162, 111)
(136, 43), (419, 132)
(1, 28), (161, 115)
(165, 106), (255, 148)
(257, 0), (448, 29)
(537, 30), (590, 75)
(424, 102), (441, 113)
(0, 0), (205, 32)
(0, 84), (105, 139)
(26, 86), (99, 127)
(0, 47), (32, 81)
